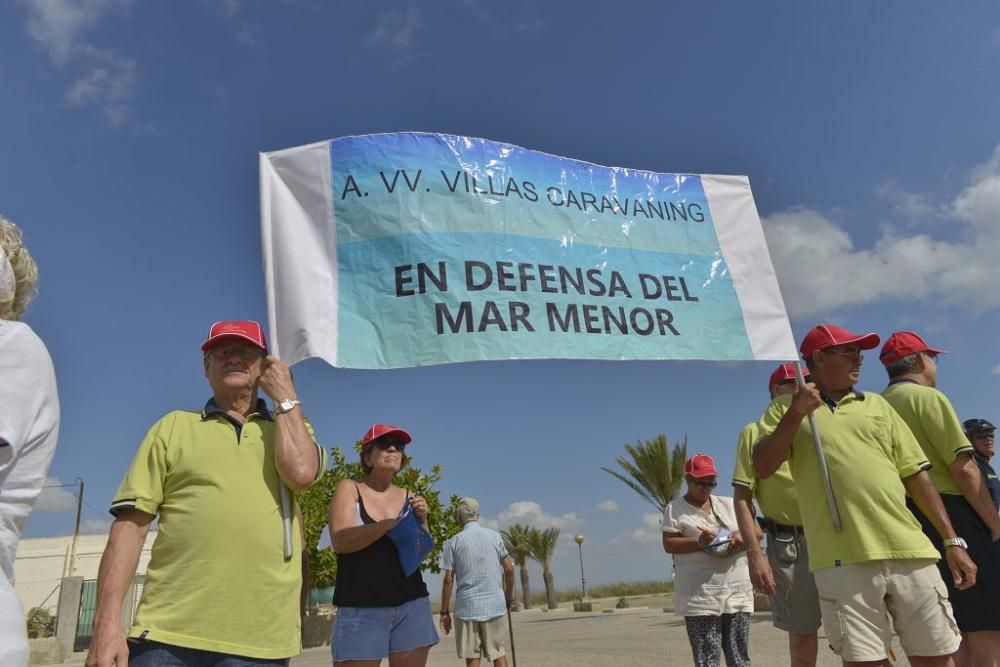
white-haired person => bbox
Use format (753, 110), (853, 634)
(663, 454), (760, 667)
(328, 424), (438, 666)
(439, 497), (515, 667)
(0, 215), (60, 667)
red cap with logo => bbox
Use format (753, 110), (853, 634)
(201, 320), (268, 352)
(361, 424), (413, 447)
(684, 454), (720, 478)
(768, 363), (809, 391)
(879, 331), (947, 365)
(799, 324), (880, 359)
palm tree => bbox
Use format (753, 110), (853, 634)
(527, 527), (560, 610)
(501, 523), (533, 610)
(601, 435), (688, 512)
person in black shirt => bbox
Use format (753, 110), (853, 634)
(964, 419), (1000, 512)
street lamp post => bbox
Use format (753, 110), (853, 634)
(574, 534), (587, 600)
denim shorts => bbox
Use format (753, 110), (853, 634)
(331, 596), (439, 663)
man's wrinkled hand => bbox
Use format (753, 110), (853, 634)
(259, 356), (296, 402)
(946, 547), (977, 591)
(439, 613), (452, 635)
(790, 381), (823, 418)
(748, 551), (776, 596)
(84, 623), (129, 667)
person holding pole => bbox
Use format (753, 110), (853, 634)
(880, 331), (1000, 666)
(733, 363), (821, 667)
(86, 320), (325, 667)
(0, 215), (60, 667)
(439, 497), (515, 667)
(753, 324), (976, 667)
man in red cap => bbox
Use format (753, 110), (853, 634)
(754, 323), (976, 666)
(881, 331), (1000, 665)
(733, 363), (821, 667)
(87, 321), (326, 667)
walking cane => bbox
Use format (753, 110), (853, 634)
(507, 610), (517, 667)
(795, 362), (842, 532)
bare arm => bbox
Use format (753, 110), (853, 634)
(753, 383), (822, 478)
(502, 556), (515, 608)
(439, 570), (454, 634)
(260, 357), (321, 491)
(734, 486), (775, 595)
(85, 509), (153, 667)
(328, 479), (397, 554)
(903, 471), (977, 589)
(949, 453), (1000, 541)
(662, 528), (715, 555)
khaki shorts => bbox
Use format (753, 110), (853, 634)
(814, 560), (961, 662)
(455, 614), (509, 661)
(766, 531), (821, 635)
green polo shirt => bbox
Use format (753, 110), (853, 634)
(109, 399), (325, 659)
(755, 392), (938, 572)
(732, 421), (802, 526)
(882, 380), (974, 497)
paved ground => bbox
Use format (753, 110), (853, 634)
(291, 594), (855, 667)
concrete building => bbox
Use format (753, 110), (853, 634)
(14, 532), (156, 615)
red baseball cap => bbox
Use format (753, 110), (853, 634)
(799, 324), (880, 359)
(768, 362), (809, 390)
(361, 424), (412, 447)
(684, 454), (719, 478)
(879, 331), (947, 365)
(201, 320), (268, 352)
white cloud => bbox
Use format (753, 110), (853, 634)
(876, 182), (940, 222)
(80, 517), (113, 534)
(496, 500), (582, 532)
(992, 365), (1000, 375)
(366, 5), (422, 50)
(595, 499), (619, 512)
(35, 477), (78, 512)
(629, 512), (662, 544)
(764, 144), (1000, 318)
(19, 0), (137, 127)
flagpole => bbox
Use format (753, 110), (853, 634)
(795, 362), (842, 532)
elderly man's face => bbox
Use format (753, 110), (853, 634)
(203, 341), (265, 393)
(815, 343), (863, 391)
(970, 431), (996, 460)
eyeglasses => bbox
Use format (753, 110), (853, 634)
(372, 439), (407, 452)
(690, 480), (718, 488)
(825, 347), (863, 360)
(210, 345), (265, 361)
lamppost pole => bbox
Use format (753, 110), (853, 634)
(574, 534), (587, 600)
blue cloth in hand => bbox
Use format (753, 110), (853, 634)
(387, 504), (435, 576)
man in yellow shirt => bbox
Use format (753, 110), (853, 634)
(733, 363), (821, 667)
(753, 324), (976, 667)
(85, 321), (326, 667)
(881, 331), (1000, 666)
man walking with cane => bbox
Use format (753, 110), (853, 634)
(440, 498), (516, 667)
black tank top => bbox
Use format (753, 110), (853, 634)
(332, 486), (429, 607)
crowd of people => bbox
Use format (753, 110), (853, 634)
(2, 208), (999, 667)
(664, 325), (1000, 667)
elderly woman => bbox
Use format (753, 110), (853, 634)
(328, 424), (438, 666)
(663, 454), (760, 667)
(0, 215), (59, 667)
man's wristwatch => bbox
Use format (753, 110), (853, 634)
(274, 398), (301, 415)
(943, 537), (968, 550)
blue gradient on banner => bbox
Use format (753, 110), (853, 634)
(337, 232), (749, 369)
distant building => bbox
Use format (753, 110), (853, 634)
(14, 532), (156, 614)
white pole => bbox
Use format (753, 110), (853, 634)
(795, 362), (842, 532)
(280, 485), (293, 559)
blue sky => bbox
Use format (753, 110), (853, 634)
(4, 1), (1000, 593)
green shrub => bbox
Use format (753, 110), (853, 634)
(26, 607), (56, 638)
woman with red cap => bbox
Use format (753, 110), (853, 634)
(663, 454), (759, 667)
(327, 424), (438, 666)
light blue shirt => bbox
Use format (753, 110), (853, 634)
(441, 522), (509, 621)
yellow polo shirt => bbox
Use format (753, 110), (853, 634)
(732, 421), (802, 526)
(882, 380), (974, 497)
(755, 392), (938, 572)
(110, 401), (325, 658)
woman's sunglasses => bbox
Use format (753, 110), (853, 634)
(372, 439), (407, 452)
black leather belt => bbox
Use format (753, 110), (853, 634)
(758, 516), (804, 536)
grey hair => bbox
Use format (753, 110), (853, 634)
(0, 215), (38, 321)
(885, 353), (922, 379)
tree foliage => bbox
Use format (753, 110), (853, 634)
(501, 523), (534, 609)
(527, 526), (560, 609)
(601, 435), (688, 513)
(297, 445), (462, 589)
